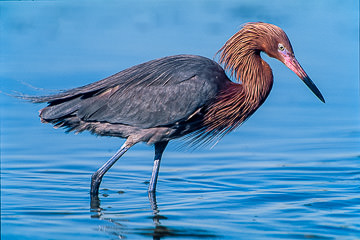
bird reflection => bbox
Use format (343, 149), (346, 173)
(90, 191), (218, 239)
(147, 191), (172, 240)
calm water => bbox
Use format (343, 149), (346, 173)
(1, 1), (359, 239)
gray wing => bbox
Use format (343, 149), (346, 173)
(37, 55), (228, 129)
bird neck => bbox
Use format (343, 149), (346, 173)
(202, 51), (273, 137)
(216, 28), (275, 104)
(241, 53), (274, 103)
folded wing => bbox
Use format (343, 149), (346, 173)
(34, 55), (228, 131)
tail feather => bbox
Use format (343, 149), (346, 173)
(39, 96), (82, 121)
(16, 92), (76, 104)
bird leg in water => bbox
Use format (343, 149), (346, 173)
(148, 141), (168, 193)
(90, 139), (134, 196)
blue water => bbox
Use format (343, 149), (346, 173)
(1, 1), (359, 239)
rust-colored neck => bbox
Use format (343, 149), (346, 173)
(202, 48), (273, 139)
(241, 53), (273, 104)
(191, 23), (294, 144)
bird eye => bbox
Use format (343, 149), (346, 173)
(278, 43), (285, 51)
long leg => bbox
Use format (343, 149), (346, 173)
(90, 139), (134, 196)
(148, 141), (168, 193)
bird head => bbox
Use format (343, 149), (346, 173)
(218, 22), (325, 103)
(255, 22), (325, 103)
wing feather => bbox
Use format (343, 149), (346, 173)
(36, 55), (228, 129)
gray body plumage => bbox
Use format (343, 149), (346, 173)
(34, 55), (230, 144)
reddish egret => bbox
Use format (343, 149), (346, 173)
(30, 22), (324, 196)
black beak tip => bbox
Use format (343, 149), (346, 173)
(312, 86), (325, 103)
(302, 76), (325, 103)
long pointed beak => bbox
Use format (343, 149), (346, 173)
(283, 55), (325, 103)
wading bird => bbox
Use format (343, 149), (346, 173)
(30, 22), (324, 196)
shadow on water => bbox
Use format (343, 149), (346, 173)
(89, 192), (219, 240)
